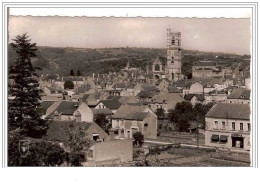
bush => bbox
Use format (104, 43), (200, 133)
(64, 80), (74, 89)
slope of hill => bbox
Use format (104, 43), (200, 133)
(8, 46), (250, 77)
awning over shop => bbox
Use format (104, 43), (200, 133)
(211, 134), (219, 141)
(220, 135), (228, 142)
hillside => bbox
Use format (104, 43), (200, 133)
(8, 46), (250, 77)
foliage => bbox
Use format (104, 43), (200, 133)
(64, 80), (74, 89)
(94, 114), (111, 133)
(168, 101), (194, 123)
(70, 69), (74, 76)
(133, 131), (144, 147)
(8, 131), (66, 166)
(155, 108), (166, 119)
(168, 101), (214, 131)
(76, 70), (82, 76)
(193, 102), (214, 127)
(177, 116), (191, 132)
(65, 124), (91, 166)
(8, 33), (47, 137)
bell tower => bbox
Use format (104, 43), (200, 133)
(166, 28), (182, 81)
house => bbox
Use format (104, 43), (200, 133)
(36, 101), (56, 118)
(150, 92), (185, 113)
(205, 103), (250, 151)
(45, 120), (109, 144)
(45, 101), (79, 121)
(192, 61), (222, 78)
(111, 105), (157, 139)
(184, 94), (205, 106)
(227, 89), (250, 104)
(95, 99), (122, 113)
(204, 90), (228, 104)
(182, 81), (204, 97)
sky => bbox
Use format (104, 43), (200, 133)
(8, 16), (251, 55)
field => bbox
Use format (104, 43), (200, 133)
(135, 146), (250, 167)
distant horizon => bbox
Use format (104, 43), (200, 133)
(27, 45), (250, 56)
(9, 16), (251, 55)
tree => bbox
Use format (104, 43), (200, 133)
(133, 131), (144, 147)
(65, 124), (91, 166)
(76, 70), (82, 76)
(168, 101), (194, 123)
(177, 116), (191, 132)
(64, 80), (74, 89)
(155, 108), (165, 120)
(8, 33), (47, 137)
(8, 131), (66, 166)
(193, 102), (214, 127)
(94, 114), (111, 133)
(70, 69), (74, 76)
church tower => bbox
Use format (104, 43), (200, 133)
(166, 28), (182, 81)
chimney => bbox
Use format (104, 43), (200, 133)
(74, 111), (81, 122)
(54, 111), (60, 120)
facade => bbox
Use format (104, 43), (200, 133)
(111, 105), (157, 139)
(192, 61), (222, 78)
(150, 92), (184, 113)
(205, 103), (250, 151)
(165, 28), (182, 81)
(87, 139), (133, 164)
(227, 89), (250, 104)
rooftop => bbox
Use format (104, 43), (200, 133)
(206, 103), (250, 120)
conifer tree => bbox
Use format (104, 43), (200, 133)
(8, 34), (47, 137)
(70, 69), (74, 76)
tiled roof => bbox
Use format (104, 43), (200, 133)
(228, 89), (250, 100)
(46, 101), (79, 119)
(45, 121), (92, 142)
(92, 108), (113, 116)
(101, 99), (122, 110)
(38, 101), (56, 110)
(113, 105), (147, 119)
(184, 94), (205, 101)
(206, 103), (250, 120)
(152, 93), (184, 104)
(125, 112), (149, 121)
(168, 86), (180, 93)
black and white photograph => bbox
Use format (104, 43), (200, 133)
(6, 7), (253, 167)
(0, 1), (259, 194)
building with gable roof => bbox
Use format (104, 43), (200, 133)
(227, 88), (250, 104)
(111, 105), (157, 139)
(205, 103), (250, 151)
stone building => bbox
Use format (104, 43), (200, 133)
(165, 28), (183, 81)
(205, 103), (250, 151)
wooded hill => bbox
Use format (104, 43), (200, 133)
(8, 45), (250, 77)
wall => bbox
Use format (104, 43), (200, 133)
(89, 139), (133, 162)
(143, 113), (157, 139)
(75, 103), (94, 122)
(205, 117), (250, 150)
(189, 82), (204, 94)
(86, 122), (109, 142)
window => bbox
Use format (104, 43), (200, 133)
(248, 123), (251, 131)
(214, 121), (218, 129)
(171, 56), (174, 63)
(232, 122), (236, 130)
(240, 123), (243, 131)
(155, 64), (160, 71)
(222, 122), (226, 129)
(171, 36), (175, 45)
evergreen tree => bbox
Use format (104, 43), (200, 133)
(76, 70), (81, 76)
(70, 69), (74, 76)
(8, 34), (47, 137)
